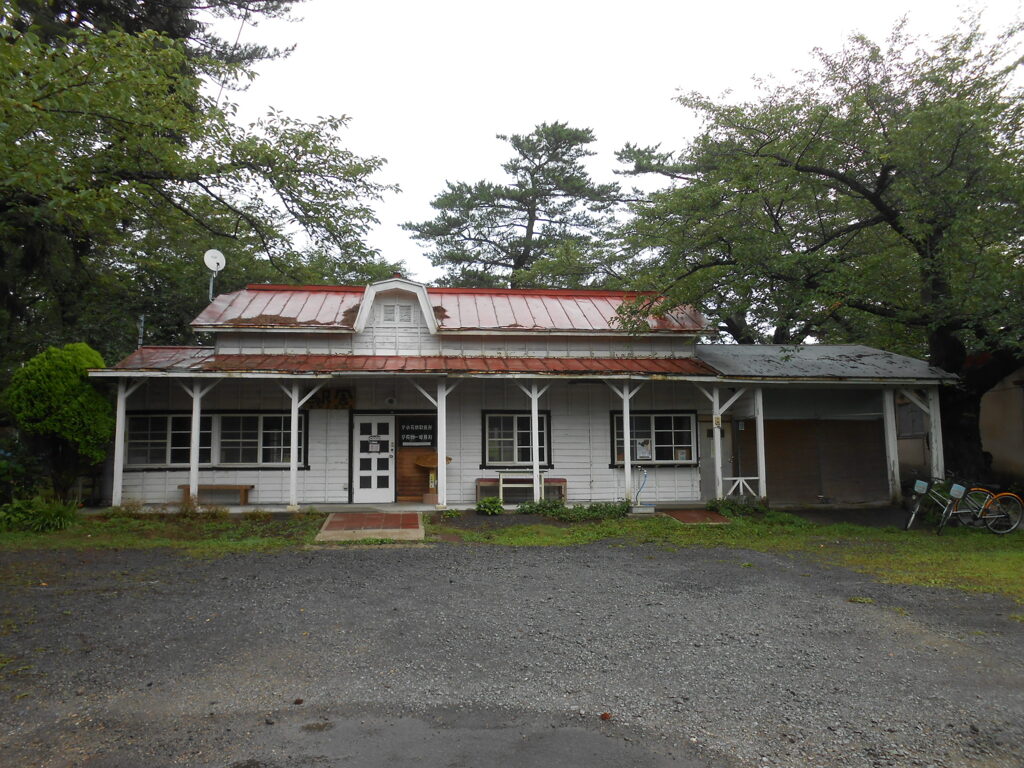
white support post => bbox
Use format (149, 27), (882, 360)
(188, 381), (203, 502)
(622, 384), (633, 503)
(288, 382), (301, 510)
(436, 380), (448, 509)
(712, 387), (723, 499)
(111, 378), (143, 507)
(927, 387), (945, 481)
(411, 379), (456, 509)
(179, 379), (221, 504)
(517, 383), (551, 502)
(754, 387), (767, 500)
(277, 381), (324, 511)
(881, 389), (901, 502)
(607, 381), (643, 503)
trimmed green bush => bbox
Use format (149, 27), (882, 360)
(543, 500), (629, 523)
(0, 496), (79, 532)
(516, 498), (567, 516)
(475, 497), (505, 516)
(1, 343), (114, 500)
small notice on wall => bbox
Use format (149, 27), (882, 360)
(398, 415), (436, 446)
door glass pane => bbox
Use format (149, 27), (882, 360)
(377, 422), (390, 435)
(377, 458), (389, 470)
(359, 422), (372, 435)
(359, 476), (372, 489)
(377, 475), (389, 488)
(359, 458), (371, 471)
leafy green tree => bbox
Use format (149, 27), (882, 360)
(8, 0), (299, 67)
(617, 20), (1024, 476)
(1, 343), (114, 500)
(0, 9), (396, 381)
(405, 122), (620, 287)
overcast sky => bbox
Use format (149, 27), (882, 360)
(212, 0), (1020, 283)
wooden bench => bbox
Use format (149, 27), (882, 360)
(178, 484), (254, 505)
(476, 477), (567, 504)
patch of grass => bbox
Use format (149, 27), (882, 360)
(0, 512), (327, 557)
(847, 596), (875, 604)
(431, 514), (1024, 601)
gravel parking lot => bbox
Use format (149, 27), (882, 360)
(1, 543), (1021, 768)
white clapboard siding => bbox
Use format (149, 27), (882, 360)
(121, 390), (350, 505)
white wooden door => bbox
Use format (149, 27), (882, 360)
(352, 415), (395, 503)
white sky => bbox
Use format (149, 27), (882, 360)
(214, 0), (1020, 282)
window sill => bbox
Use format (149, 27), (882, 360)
(124, 464), (310, 472)
(608, 462), (698, 469)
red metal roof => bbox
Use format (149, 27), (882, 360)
(109, 347), (717, 377)
(192, 284), (706, 334)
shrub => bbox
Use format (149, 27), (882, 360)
(1, 343), (114, 501)
(243, 509), (273, 522)
(516, 498), (566, 516)
(0, 496), (79, 532)
(706, 498), (770, 518)
(475, 497), (505, 516)
(543, 500), (629, 523)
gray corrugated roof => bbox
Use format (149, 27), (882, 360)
(694, 344), (956, 382)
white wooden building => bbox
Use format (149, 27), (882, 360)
(90, 277), (954, 508)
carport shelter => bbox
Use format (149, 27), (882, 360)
(89, 277), (955, 509)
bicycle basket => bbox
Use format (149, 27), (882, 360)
(913, 480), (929, 494)
(949, 484), (966, 499)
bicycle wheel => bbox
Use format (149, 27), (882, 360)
(983, 493), (1023, 535)
(904, 495), (923, 530)
(953, 488), (994, 527)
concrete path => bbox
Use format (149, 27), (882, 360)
(315, 511), (424, 541)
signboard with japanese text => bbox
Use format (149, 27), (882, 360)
(398, 415), (436, 447)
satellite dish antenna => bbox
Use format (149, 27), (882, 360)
(203, 249), (226, 300)
(204, 249), (225, 273)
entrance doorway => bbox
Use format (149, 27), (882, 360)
(352, 415), (395, 503)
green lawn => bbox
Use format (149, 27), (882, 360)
(0, 511), (327, 557)
(1, 509), (1022, 602)
(428, 513), (1024, 602)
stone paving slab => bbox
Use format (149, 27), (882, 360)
(315, 511), (424, 541)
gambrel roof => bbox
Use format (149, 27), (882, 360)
(191, 281), (707, 335)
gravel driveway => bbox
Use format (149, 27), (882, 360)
(1, 543), (1021, 768)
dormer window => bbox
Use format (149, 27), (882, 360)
(381, 303), (414, 324)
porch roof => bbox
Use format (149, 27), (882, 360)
(695, 344), (957, 382)
(98, 347), (718, 377)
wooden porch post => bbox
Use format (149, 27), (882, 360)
(278, 381), (324, 511)
(754, 387), (767, 500)
(927, 387), (945, 481)
(606, 382), (643, 504)
(712, 387), (723, 499)
(411, 380), (458, 509)
(180, 379), (220, 504)
(436, 380), (448, 508)
(517, 383), (550, 502)
(111, 378), (142, 507)
(881, 389), (901, 502)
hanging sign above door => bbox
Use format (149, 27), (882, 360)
(398, 415), (436, 446)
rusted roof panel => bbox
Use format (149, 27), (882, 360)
(109, 347), (717, 377)
(694, 344), (956, 381)
(191, 284), (706, 334)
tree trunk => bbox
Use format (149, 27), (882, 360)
(936, 347), (1021, 483)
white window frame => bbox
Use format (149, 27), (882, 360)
(125, 412), (305, 469)
(482, 411), (551, 468)
(611, 411), (698, 466)
(380, 302), (415, 325)
(126, 414), (212, 468)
